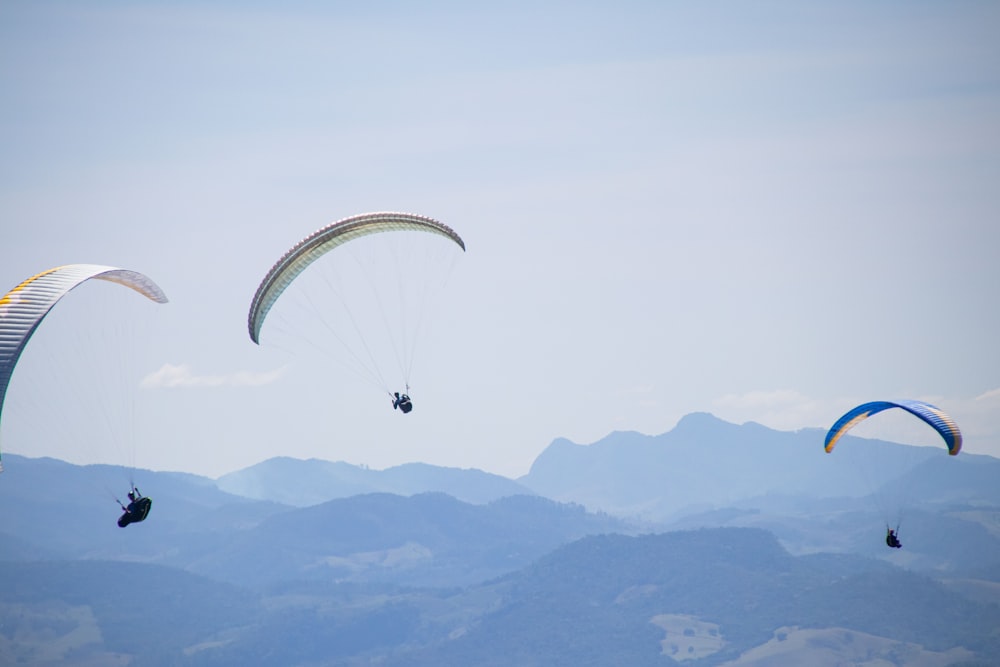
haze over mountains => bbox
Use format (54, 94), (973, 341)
(216, 456), (534, 507)
(523, 412), (997, 517)
(202, 413), (1000, 526)
(1, 413), (998, 665)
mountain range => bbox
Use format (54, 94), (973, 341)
(216, 456), (534, 506)
(1, 412), (998, 665)
(2, 528), (997, 666)
(521, 412), (1000, 520)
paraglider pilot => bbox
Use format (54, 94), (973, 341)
(118, 486), (152, 528)
(393, 391), (413, 414)
(886, 527), (902, 549)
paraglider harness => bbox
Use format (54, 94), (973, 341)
(393, 391), (413, 414)
(885, 525), (902, 549)
(117, 486), (152, 528)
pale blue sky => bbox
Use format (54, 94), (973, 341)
(2, 1), (998, 478)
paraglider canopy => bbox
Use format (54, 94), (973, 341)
(0, 264), (169, 473)
(824, 399), (962, 456)
(823, 398), (963, 548)
(248, 212), (465, 345)
(246, 211), (465, 405)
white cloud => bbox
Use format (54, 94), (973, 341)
(975, 388), (1000, 402)
(140, 363), (285, 389)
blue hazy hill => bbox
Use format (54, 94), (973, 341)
(216, 456), (534, 506)
(4, 527), (996, 667)
(519, 412), (999, 520)
(381, 528), (1000, 667)
(183, 491), (628, 589)
(2, 410), (999, 666)
(0, 454), (628, 590)
(0, 454), (288, 560)
(4, 413), (997, 579)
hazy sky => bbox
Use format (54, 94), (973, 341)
(2, 1), (998, 479)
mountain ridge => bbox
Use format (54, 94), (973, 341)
(519, 412), (997, 521)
